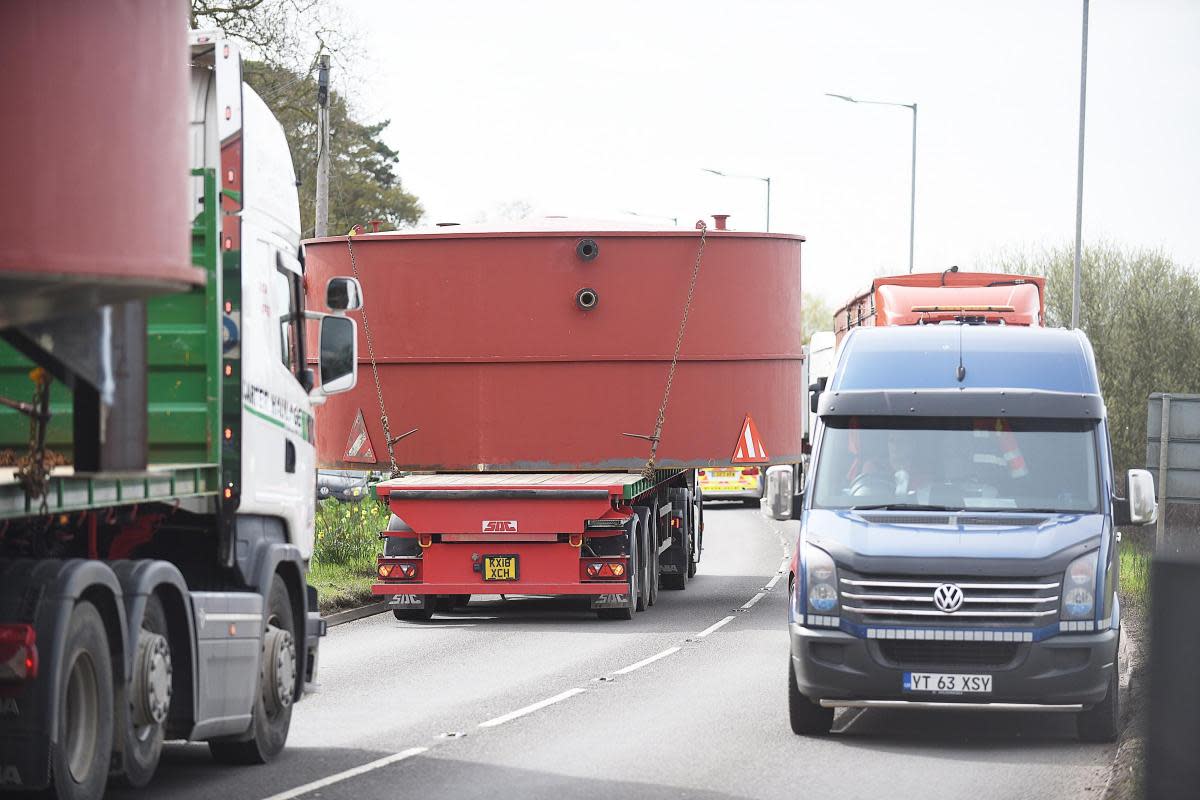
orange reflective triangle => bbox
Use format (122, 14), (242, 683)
(343, 409), (377, 463)
(731, 414), (769, 464)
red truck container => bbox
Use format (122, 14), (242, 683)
(833, 269), (1045, 346)
(303, 221), (804, 619)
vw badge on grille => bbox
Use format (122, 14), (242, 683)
(933, 583), (964, 613)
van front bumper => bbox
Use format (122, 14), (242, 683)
(789, 622), (1117, 708)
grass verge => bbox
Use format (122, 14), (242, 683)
(310, 497), (390, 614)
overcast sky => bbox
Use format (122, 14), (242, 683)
(347, 0), (1199, 305)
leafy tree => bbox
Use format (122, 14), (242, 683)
(802, 292), (834, 345)
(989, 243), (1200, 479)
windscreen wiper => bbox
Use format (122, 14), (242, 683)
(850, 503), (964, 512)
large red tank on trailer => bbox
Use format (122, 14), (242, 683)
(0, 0), (200, 330)
(304, 222), (804, 471)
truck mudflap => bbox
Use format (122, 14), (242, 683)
(589, 592), (632, 610)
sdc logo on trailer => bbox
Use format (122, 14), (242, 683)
(483, 520), (518, 532)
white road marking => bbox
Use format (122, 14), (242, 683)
(260, 747), (428, 800)
(765, 573), (783, 590)
(695, 615), (736, 638)
(741, 592), (767, 609)
(478, 687), (587, 728)
(612, 646), (681, 675)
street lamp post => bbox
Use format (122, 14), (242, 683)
(826, 93), (918, 273)
(701, 168), (772, 232)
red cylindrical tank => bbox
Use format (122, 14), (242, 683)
(305, 225), (804, 471)
(0, 0), (200, 330)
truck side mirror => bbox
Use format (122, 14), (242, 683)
(1125, 468), (1158, 526)
(316, 315), (358, 396)
(326, 276), (363, 312)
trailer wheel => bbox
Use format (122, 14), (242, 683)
(120, 594), (171, 788)
(632, 507), (651, 612)
(48, 600), (113, 800)
(788, 656), (833, 735)
(688, 496), (702, 578)
(647, 502), (660, 606)
(597, 518), (639, 620)
(661, 488), (691, 590)
(209, 575), (295, 765)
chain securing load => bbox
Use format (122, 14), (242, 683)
(344, 234), (416, 476)
(627, 223), (708, 479)
(0, 368), (58, 510)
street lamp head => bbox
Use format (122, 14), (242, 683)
(701, 168), (725, 176)
(825, 93), (856, 103)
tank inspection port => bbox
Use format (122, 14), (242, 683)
(576, 287), (600, 311)
(576, 238), (600, 261)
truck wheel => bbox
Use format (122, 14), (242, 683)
(647, 503), (660, 606)
(120, 594), (172, 788)
(662, 488), (690, 590)
(209, 575), (295, 765)
(597, 519), (639, 620)
(453, 594), (471, 608)
(632, 507), (651, 612)
(788, 658), (833, 735)
(49, 601), (113, 800)
(688, 497), (702, 578)
(1077, 639), (1120, 743)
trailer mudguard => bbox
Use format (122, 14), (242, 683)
(0, 559), (125, 791)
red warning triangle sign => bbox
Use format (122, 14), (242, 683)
(343, 409), (377, 463)
(731, 414), (769, 464)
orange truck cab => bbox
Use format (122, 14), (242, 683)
(833, 268), (1046, 346)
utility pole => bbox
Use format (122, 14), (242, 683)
(315, 54), (331, 238)
(1071, 0), (1089, 329)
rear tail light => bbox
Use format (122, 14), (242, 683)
(581, 558), (628, 581)
(377, 560), (421, 581)
(698, 470), (706, 477)
(742, 467), (760, 476)
(0, 624), (37, 682)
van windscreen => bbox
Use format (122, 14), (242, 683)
(812, 417), (1100, 513)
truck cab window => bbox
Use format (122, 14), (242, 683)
(273, 259), (305, 381)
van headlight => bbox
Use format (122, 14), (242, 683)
(803, 544), (840, 626)
(1061, 550), (1098, 622)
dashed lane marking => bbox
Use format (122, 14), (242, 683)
(612, 646), (682, 675)
(741, 592), (767, 610)
(260, 747), (428, 800)
(695, 615), (737, 638)
(478, 687), (588, 728)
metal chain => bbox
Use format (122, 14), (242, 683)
(345, 235), (400, 476)
(14, 368), (52, 512)
(642, 223), (707, 479)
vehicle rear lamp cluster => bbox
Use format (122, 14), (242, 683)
(581, 558), (627, 581)
(0, 624), (37, 682)
(377, 560), (421, 581)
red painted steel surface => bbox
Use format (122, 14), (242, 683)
(304, 227), (804, 470)
(0, 0), (200, 329)
(833, 271), (1046, 345)
(372, 541), (626, 597)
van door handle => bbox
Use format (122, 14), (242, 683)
(285, 440), (296, 473)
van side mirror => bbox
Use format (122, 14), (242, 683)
(763, 465), (795, 521)
(1125, 468), (1158, 526)
(809, 376), (827, 415)
(315, 315), (357, 396)
(326, 277), (363, 312)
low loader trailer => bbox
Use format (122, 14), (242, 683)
(0, 18), (360, 799)
(303, 220), (807, 619)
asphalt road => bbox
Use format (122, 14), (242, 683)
(111, 505), (1115, 800)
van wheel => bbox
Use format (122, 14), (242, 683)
(1077, 641), (1120, 742)
(49, 601), (113, 800)
(788, 658), (833, 735)
(210, 575), (295, 764)
(121, 594), (171, 788)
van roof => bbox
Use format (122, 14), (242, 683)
(831, 324), (1100, 395)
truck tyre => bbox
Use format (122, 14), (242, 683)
(632, 507), (651, 612)
(597, 519), (639, 620)
(209, 575), (295, 765)
(662, 488), (690, 590)
(120, 594), (171, 788)
(647, 503), (660, 606)
(788, 658), (833, 736)
(1076, 640), (1120, 743)
(688, 497), (702, 578)
(49, 601), (113, 800)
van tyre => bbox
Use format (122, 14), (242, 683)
(597, 519), (639, 620)
(49, 601), (113, 800)
(209, 575), (295, 765)
(788, 658), (834, 735)
(1077, 642), (1120, 743)
(120, 594), (171, 788)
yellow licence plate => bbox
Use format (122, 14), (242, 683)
(483, 555), (519, 581)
